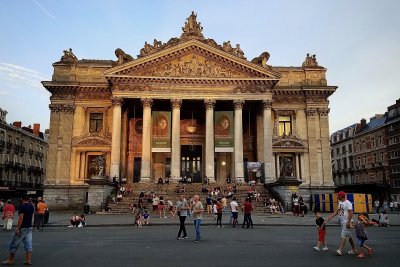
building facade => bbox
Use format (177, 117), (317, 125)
(331, 124), (356, 186)
(386, 99), (400, 200)
(42, 13), (336, 209)
(0, 108), (48, 199)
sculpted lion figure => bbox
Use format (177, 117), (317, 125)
(251, 52), (270, 68)
(115, 48), (134, 65)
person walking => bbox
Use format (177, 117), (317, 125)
(327, 191), (357, 256)
(313, 211), (328, 251)
(35, 197), (47, 230)
(216, 198), (223, 228)
(230, 197), (239, 228)
(355, 213), (373, 258)
(2, 194), (35, 265)
(374, 199), (380, 214)
(2, 200), (15, 231)
(176, 195), (189, 240)
(192, 195), (203, 242)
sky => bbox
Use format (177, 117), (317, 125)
(0, 0), (399, 134)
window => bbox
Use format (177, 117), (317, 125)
(363, 155), (367, 165)
(378, 136), (382, 146)
(371, 138), (375, 148)
(336, 148), (340, 156)
(342, 146), (346, 155)
(356, 143), (360, 152)
(362, 140), (366, 150)
(381, 152), (384, 162)
(278, 116), (291, 136)
(89, 113), (103, 133)
(348, 144), (352, 153)
(373, 153), (377, 163)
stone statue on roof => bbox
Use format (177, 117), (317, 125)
(115, 48), (134, 65)
(60, 48), (78, 63)
(251, 52), (270, 68)
(181, 11), (204, 39)
(302, 53), (319, 67)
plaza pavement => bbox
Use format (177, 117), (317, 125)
(43, 210), (400, 227)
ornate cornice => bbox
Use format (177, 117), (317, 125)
(76, 86), (110, 100)
(171, 99), (182, 109)
(141, 98), (153, 108)
(111, 97), (124, 106)
(204, 99), (216, 110)
(273, 95), (305, 103)
(262, 99), (273, 110)
(305, 108), (317, 117)
(73, 132), (112, 146)
(49, 104), (75, 113)
(233, 100), (245, 110)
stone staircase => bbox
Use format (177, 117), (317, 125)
(107, 183), (273, 214)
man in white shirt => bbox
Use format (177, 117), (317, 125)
(374, 199), (380, 214)
(230, 197), (239, 227)
(327, 191), (356, 256)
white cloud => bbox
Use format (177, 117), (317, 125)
(0, 63), (50, 90)
(31, 0), (62, 26)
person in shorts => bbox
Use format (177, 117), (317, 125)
(313, 212), (328, 251)
(2, 194), (35, 265)
(327, 191), (357, 256)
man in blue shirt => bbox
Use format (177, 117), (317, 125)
(2, 194), (35, 265)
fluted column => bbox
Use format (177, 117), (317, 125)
(318, 108), (334, 186)
(140, 98), (153, 182)
(110, 97), (123, 180)
(171, 99), (182, 182)
(204, 99), (216, 183)
(262, 99), (274, 182)
(233, 100), (244, 183)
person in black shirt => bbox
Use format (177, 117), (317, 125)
(313, 212), (328, 251)
(2, 194), (35, 265)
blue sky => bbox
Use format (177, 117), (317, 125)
(0, 0), (399, 133)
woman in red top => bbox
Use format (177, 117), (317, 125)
(2, 200), (15, 231)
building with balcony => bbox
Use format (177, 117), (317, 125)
(0, 108), (48, 199)
(386, 99), (400, 201)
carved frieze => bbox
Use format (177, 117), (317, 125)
(233, 100), (245, 110)
(49, 104), (75, 113)
(113, 84), (150, 92)
(234, 85), (269, 93)
(171, 99), (182, 109)
(136, 55), (243, 78)
(74, 132), (112, 146)
(204, 99), (216, 110)
(141, 98), (153, 108)
(273, 95), (305, 103)
(272, 135), (306, 148)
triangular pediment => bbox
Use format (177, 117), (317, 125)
(104, 39), (281, 82)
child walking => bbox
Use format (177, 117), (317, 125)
(314, 212), (328, 251)
(355, 212), (373, 258)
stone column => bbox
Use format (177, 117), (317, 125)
(204, 99), (216, 183)
(171, 99), (182, 182)
(295, 153), (301, 179)
(233, 100), (244, 183)
(75, 151), (80, 181)
(262, 99), (274, 182)
(79, 152), (86, 180)
(140, 98), (153, 182)
(110, 97), (123, 180)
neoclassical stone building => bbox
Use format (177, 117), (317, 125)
(42, 13), (336, 209)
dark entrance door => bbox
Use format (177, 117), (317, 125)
(181, 145), (202, 183)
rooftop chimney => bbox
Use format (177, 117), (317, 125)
(13, 121), (22, 128)
(360, 118), (366, 128)
(33, 123), (40, 136)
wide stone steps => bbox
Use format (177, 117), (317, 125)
(107, 183), (272, 214)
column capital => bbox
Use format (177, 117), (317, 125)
(111, 97), (124, 106)
(204, 99), (216, 110)
(233, 100), (245, 110)
(317, 108), (330, 117)
(262, 99), (273, 110)
(305, 108), (317, 117)
(141, 98), (153, 108)
(170, 99), (182, 109)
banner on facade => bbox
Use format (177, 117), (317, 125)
(152, 111), (171, 152)
(214, 111), (234, 152)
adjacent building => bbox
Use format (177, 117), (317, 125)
(0, 108), (48, 199)
(42, 13), (337, 210)
(386, 99), (400, 200)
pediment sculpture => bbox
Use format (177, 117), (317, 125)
(115, 48), (134, 65)
(181, 11), (204, 40)
(251, 52), (270, 68)
(302, 53), (319, 67)
(60, 48), (78, 63)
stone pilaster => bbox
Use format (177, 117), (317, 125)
(318, 108), (334, 186)
(204, 99), (216, 183)
(171, 99), (182, 182)
(110, 97), (123, 180)
(141, 98), (153, 182)
(233, 100), (244, 183)
(305, 108), (319, 185)
(262, 99), (274, 182)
